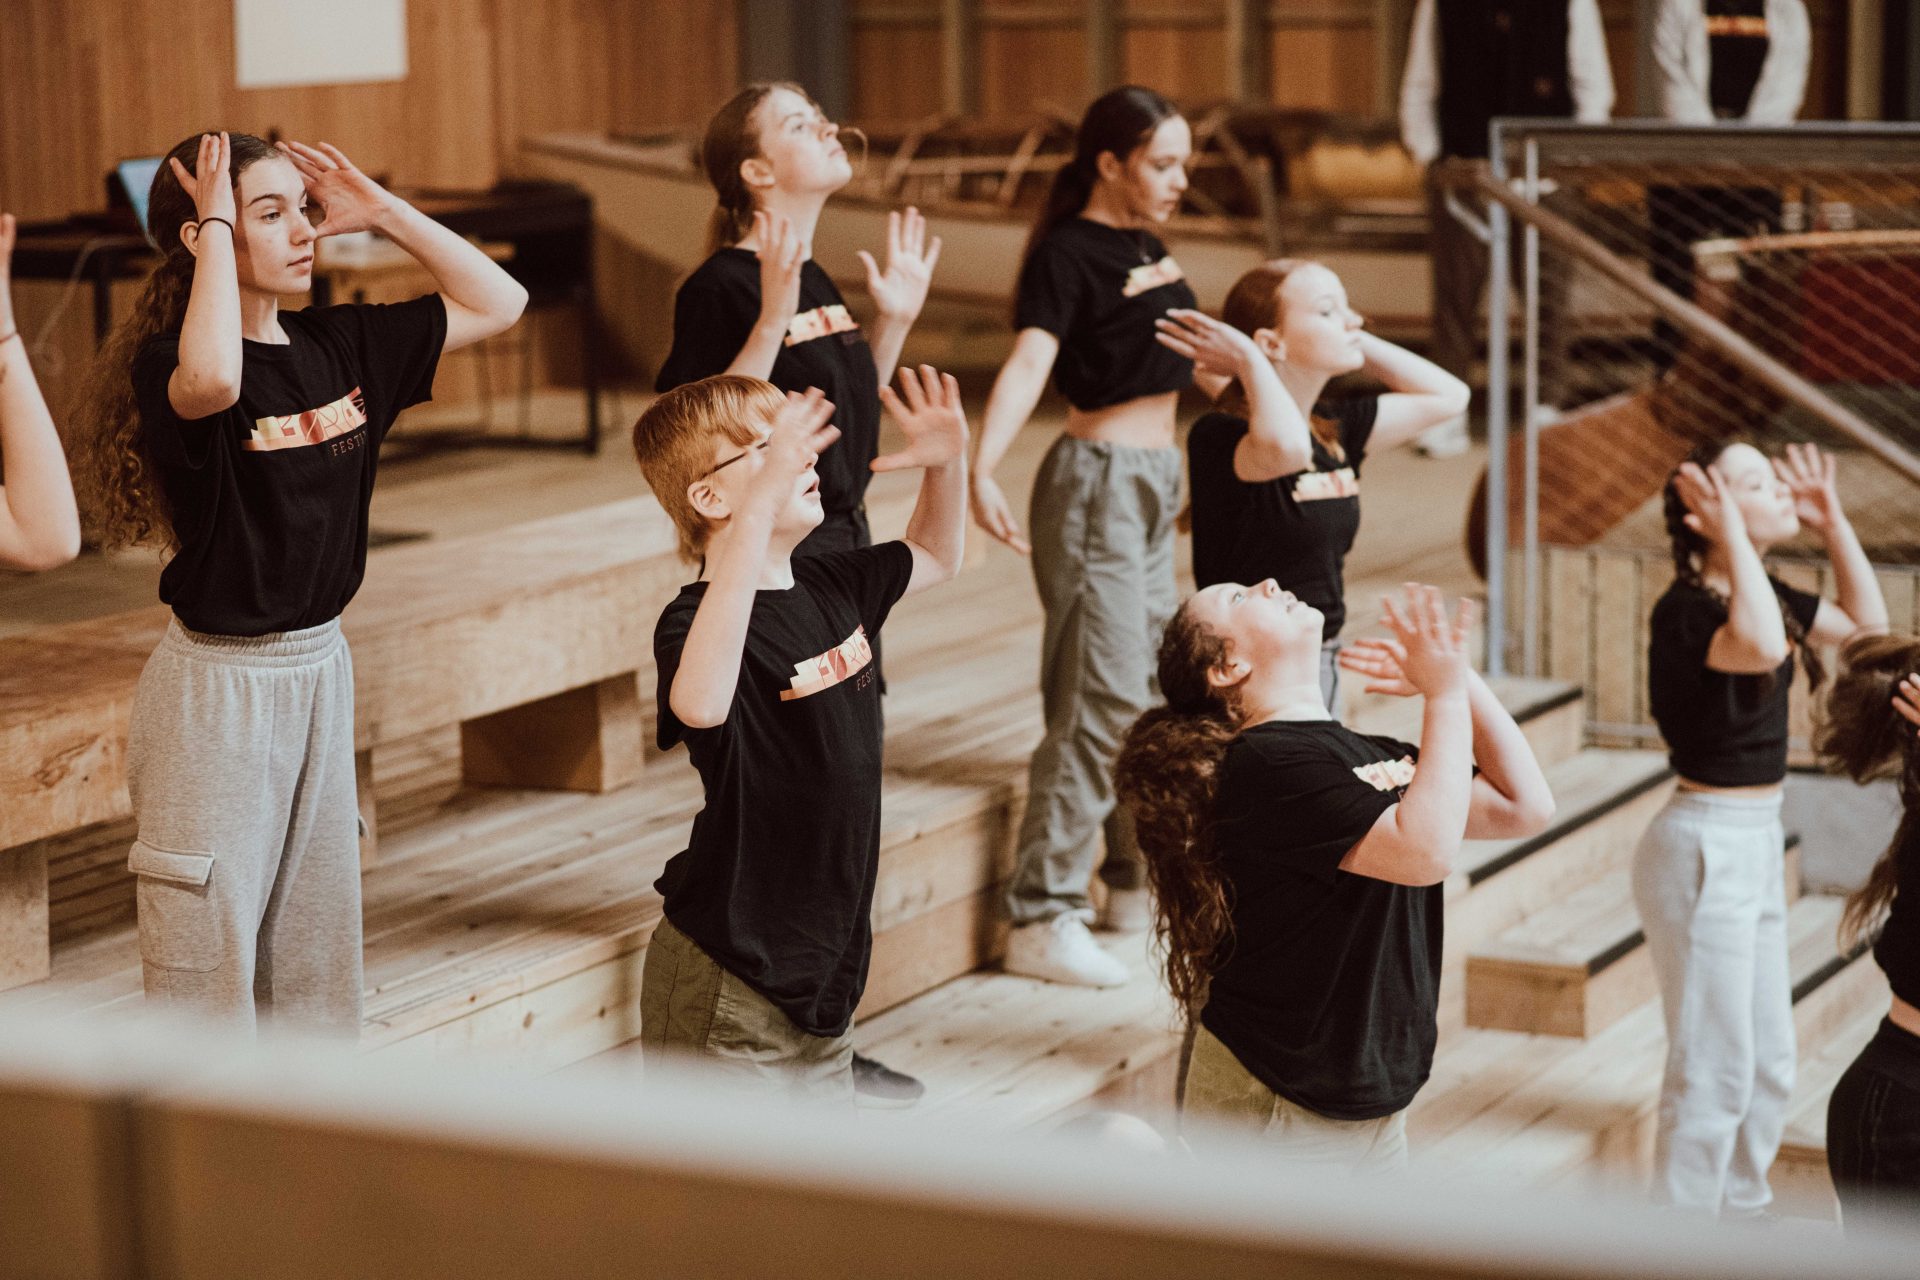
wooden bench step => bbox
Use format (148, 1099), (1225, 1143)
(1438, 749), (1674, 1033)
(1360, 676), (1586, 771)
(1410, 893), (1878, 1202)
(1466, 835), (1804, 1038)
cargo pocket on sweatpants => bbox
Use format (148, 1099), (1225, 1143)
(128, 839), (222, 973)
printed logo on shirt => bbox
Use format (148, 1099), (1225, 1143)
(1352, 755), (1417, 792)
(1122, 255), (1186, 298)
(1294, 467), (1359, 503)
(244, 387), (368, 452)
(1705, 14), (1768, 37)
(785, 304), (860, 347)
(780, 625), (875, 701)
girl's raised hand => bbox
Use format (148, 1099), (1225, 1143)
(751, 210), (805, 333)
(1774, 441), (1843, 533)
(1154, 309), (1259, 379)
(276, 141), (392, 238)
(1380, 585), (1474, 701)
(859, 206), (941, 323)
(1895, 673), (1920, 739)
(169, 132), (238, 231)
(1674, 460), (1748, 549)
(873, 365), (969, 473)
(1338, 635), (1418, 698)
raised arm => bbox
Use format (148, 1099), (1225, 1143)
(1155, 308), (1312, 479)
(669, 390), (838, 729)
(1357, 332), (1471, 453)
(1776, 443), (1887, 645)
(969, 326), (1059, 554)
(858, 207), (941, 384)
(1339, 607), (1554, 841)
(1676, 462), (1790, 672)
(0, 214), (81, 570)
(873, 364), (969, 595)
(279, 141), (528, 355)
(167, 133), (246, 419)
(1339, 587), (1477, 887)
(722, 211), (804, 381)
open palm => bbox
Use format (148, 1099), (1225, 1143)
(873, 365), (967, 473)
(859, 207), (941, 322)
(276, 140), (393, 237)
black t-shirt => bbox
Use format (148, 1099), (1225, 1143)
(652, 542), (914, 1037)
(1199, 720), (1441, 1121)
(132, 295), (448, 636)
(1187, 396), (1379, 639)
(1014, 217), (1195, 411)
(656, 249), (881, 540)
(1647, 575), (1822, 787)
(1875, 831), (1920, 1010)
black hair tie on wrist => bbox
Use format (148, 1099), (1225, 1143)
(193, 216), (236, 237)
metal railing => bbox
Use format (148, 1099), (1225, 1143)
(1477, 121), (1920, 688)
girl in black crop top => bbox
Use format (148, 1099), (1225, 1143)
(658, 82), (940, 560)
(1112, 583), (1551, 1169)
(972, 87), (1201, 975)
(1817, 637), (1920, 1223)
(1632, 439), (1885, 1215)
(1158, 259), (1468, 710)
(69, 131), (527, 1035)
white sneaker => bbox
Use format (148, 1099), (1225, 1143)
(1414, 413), (1470, 458)
(1004, 913), (1130, 987)
(1098, 885), (1155, 933)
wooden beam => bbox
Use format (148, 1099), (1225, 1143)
(1849, 0), (1885, 121)
(1224, 0), (1269, 104)
(1374, 0), (1416, 120)
(1086, 0), (1121, 101)
(940, 0), (978, 117)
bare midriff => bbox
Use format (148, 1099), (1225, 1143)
(1675, 777), (1785, 797)
(1062, 390), (1181, 450)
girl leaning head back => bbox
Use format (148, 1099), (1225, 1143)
(1219, 257), (1366, 454)
(1661, 438), (1822, 689)
(70, 131), (291, 551)
(700, 82), (852, 254)
(1816, 632), (1920, 949)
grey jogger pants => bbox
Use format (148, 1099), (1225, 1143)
(126, 618), (364, 1037)
(1006, 435), (1182, 924)
(1631, 788), (1793, 1215)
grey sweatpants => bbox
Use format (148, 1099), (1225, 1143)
(1007, 436), (1181, 924)
(1631, 789), (1793, 1215)
(125, 618), (364, 1037)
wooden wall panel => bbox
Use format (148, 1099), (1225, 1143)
(850, 26), (947, 123)
(1127, 24), (1231, 103)
(1269, 26), (1377, 116)
(979, 23), (1086, 118)
(608, 0), (742, 135)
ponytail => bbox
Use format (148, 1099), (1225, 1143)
(1113, 604), (1242, 1013)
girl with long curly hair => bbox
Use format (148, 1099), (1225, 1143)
(1114, 582), (1551, 1171)
(1816, 634), (1920, 1223)
(68, 130), (526, 1035)
(1636, 439), (1886, 1216)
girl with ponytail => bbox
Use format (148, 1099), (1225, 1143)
(1817, 635), (1920, 1223)
(1157, 258), (1469, 711)
(69, 130), (527, 1036)
(978, 87), (1200, 982)
(0, 209), (80, 570)
(657, 83), (941, 562)
(1635, 439), (1886, 1216)
(1115, 582), (1550, 1170)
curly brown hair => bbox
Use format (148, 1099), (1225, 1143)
(69, 131), (284, 552)
(1814, 631), (1920, 951)
(1113, 602), (1243, 1013)
(1660, 439), (1823, 693)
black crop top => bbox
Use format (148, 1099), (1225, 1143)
(1875, 830), (1920, 1009)
(1186, 397), (1379, 640)
(1014, 217), (1195, 411)
(1647, 575), (1822, 787)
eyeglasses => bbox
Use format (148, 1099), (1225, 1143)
(697, 439), (769, 480)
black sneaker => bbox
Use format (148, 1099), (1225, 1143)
(852, 1052), (925, 1109)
